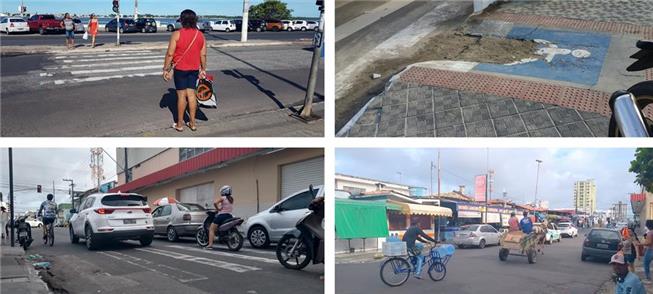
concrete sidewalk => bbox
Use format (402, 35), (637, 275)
(335, 250), (385, 265)
(1, 244), (50, 294)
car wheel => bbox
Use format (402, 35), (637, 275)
(38, 223), (42, 228)
(478, 239), (486, 249)
(140, 234), (153, 247)
(85, 225), (97, 250)
(69, 225), (79, 244)
(119, 27), (124, 34)
(105, 26), (108, 32)
(166, 226), (178, 242)
(457, 244), (465, 249)
(167, 25), (173, 32)
(301, 27), (306, 31)
(248, 225), (270, 248)
(272, 27), (279, 32)
(142, 28), (146, 33)
(225, 28), (230, 32)
(288, 27), (293, 32)
(5, 29), (9, 35)
(581, 254), (587, 261)
(39, 27), (44, 35)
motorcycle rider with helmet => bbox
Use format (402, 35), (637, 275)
(205, 185), (234, 250)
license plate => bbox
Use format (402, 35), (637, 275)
(596, 243), (609, 249)
(123, 219), (136, 224)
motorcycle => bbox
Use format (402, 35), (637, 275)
(609, 40), (653, 137)
(195, 211), (244, 251)
(15, 216), (33, 250)
(276, 185), (324, 270)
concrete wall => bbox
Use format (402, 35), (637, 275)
(135, 148), (324, 219)
(335, 175), (410, 195)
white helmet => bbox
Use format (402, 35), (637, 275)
(219, 185), (232, 196)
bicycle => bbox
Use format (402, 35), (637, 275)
(40, 216), (54, 247)
(379, 243), (452, 287)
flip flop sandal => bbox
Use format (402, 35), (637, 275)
(172, 123), (183, 132)
(186, 122), (197, 132)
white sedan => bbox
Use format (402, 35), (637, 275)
(558, 222), (578, 237)
(25, 218), (43, 228)
(0, 17), (29, 34)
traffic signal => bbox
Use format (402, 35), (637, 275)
(112, 0), (119, 13)
(316, 0), (324, 12)
(37, 185), (42, 193)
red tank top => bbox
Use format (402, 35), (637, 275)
(173, 28), (205, 71)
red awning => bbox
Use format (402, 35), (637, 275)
(110, 148), (261, 193)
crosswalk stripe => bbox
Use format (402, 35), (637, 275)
(53, 50), (152, 56)
(44, 59), (161, 69)
(45, 71), (161, 85)
(69, 64), (161, 75)
(54, 52), (161, 59)
(135, 248), (262, 273)
(63, 55), (163, 63)
(166, 245), (279, 264)
(100, 251), (208, 283)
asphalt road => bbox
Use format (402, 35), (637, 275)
(0, 44), (324, 136)
(336, 229), (612, 294)
(25, 227), (323, 294)
(0, 30), (315, 46)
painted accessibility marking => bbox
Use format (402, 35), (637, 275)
(135, 248), (262, 273)
(100, 251), (208, 283)
(166, 245), (279, 264)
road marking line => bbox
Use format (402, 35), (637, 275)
(53, 50), (154, 56)
(136, 248), (261, 273)
(166, 245), (279, 264)
(62, 55), (163, 63)
(70, 64), (161, 75)
(54, 52), (159, 59)
(44, 59), (161, 69)
(44, 72), (161, 85)
(335, 1), (413, 42)
(100, 251), (208, 283)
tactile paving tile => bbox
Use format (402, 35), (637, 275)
(399, 67), (613, 116)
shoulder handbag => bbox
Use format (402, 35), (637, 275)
(166, 30), (199, 77)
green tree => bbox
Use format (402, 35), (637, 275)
(629, 148), (653, 192)
(249, 0), (293, 20)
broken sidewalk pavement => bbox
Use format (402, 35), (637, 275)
(1, 245), (51, 294)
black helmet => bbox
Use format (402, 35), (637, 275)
(47, 193), (54, 200)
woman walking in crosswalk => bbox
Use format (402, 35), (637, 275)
(162, 9), (207, 132)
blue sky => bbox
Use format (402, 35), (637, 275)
(0, 0), (319, 16)
(336, 148), (640, 212)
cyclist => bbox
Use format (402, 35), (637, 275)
(37, 194), (58, 242)
(402, 218), (437, 279)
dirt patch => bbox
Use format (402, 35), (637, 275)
(335, 29), (539, 131)
(40, 270), (70, 294)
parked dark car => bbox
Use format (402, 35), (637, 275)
(581, 228), (621, 262)
(105, 18), (139, 33)
(135, 18), (157, 33)
(236, 19), (265, 32)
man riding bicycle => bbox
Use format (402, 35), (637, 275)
(37, 194), (58, 242)
(402, 218), (437, 279)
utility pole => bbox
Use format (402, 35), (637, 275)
(241, 0), (249, 42)
(124, 148), (130, 183)
(134, 0), (138, 20)
(297, 1), (324, 120)
(534, 159), (542, 206)
(437, 150), (441, 198)
(430, 161), (433, 196)
(9, 148), (14, 247)
(52, 180), (55, 202)
(63, 179), (74, 209)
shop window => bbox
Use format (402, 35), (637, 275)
(388, 212), (407, 231)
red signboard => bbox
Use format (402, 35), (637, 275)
(631, 193), (646, 214)
(475, 175), (487, 202)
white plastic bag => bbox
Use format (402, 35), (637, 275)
(82, 31), (88, 40)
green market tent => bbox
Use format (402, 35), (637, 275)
(335, 198), (389, 239)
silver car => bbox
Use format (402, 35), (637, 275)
(152, 203), (206, 242)
(453, 224), (501, 249)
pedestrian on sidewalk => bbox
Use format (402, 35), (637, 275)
(0, 206), (8, 242)
(87, 14), (99, 48)
(610, 253), (646, 294)
(61, 13), (75, 49)
(162, 9), (207, 132)
(641, 220), (653, 283)
(620, 227), (640, 273)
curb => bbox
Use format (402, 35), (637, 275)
(1, 40), (311, 55)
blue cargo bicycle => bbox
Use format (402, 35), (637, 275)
(379, 243), (454, 287)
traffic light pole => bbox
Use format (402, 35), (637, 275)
(241, 0), (249, 42)
(298, 5), (324, 120)
(116, 13), (120, 46)
(8, 148), (14, 247)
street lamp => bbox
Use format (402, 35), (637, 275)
(534, 160), (542, 207)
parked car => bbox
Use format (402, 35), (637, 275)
(265, 19), (283, 31)
(281, 20), (292, 30)
(243, 185), (324, 248)
(453, 224), (501, 249)
(0, 17), (29, 34)
(25, 218), (43, 228)
(581, 228), (621, 261)
(289, 20), (309, 31)
(167, 18), (204, 32)
(68, 193), (154, 250)
(105, 18), (139, 33)
(152, 203), (205, 242)
(72, 18), (85, 33)
(558, 222), (578, 238)
(307, 20), (319, 31)
(203, 20), (236, 32)
(135, 18), (157, 33)
(248, 19), (266, 32)
(543, 222), (561, 244)
(27, 14), (62, 35)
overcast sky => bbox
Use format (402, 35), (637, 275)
(336, 148), (641, 211)
(0, 148), (117, 215)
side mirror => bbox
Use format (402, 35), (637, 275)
(309, 184), (316, 197)
(272, 205), (283, 213)
(69, 208), (77, 214)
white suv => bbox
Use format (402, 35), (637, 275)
(290, 20), (309, 31)
(558, 222), (578, 238)
(205, 20), (236, 32)
(69, 193), (154, 250)
(244, 185), (324, 248)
